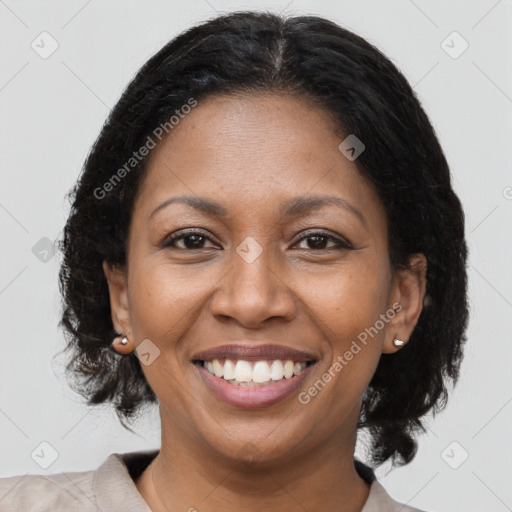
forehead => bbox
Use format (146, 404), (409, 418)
(134, 93), (384, 223)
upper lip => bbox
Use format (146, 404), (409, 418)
(192, 344), (318, 363)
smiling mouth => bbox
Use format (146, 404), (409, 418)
(193, 358), (317, 387)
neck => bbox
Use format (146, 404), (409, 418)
(136, 409), (370, 512)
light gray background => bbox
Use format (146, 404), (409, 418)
(1, 1), (511, 511)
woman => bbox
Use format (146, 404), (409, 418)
(0, 10), (468, 512)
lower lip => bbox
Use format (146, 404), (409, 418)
(195, 362), (316, 409)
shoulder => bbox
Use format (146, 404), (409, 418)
(0, 450), (156, 512)
(0, 468), (96, 511)
(365, 479), (430, 512)
(356, 460), (431, 512)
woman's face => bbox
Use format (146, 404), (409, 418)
(104, 93), (425, 465)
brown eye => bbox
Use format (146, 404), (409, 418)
(293, 230), (353, 251)
(161, 230), (218, 250)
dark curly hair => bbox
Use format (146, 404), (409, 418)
(57, 10), (469, 467)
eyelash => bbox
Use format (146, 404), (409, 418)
(160, 228), (353, 251)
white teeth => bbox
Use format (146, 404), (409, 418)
(252, 361), (270, 383)
(212, 359), (223, 378)
(283, 360), (295, 379)
(202, 358), (309, 384)
(223, 359), (236, 380)
(234, 360), (253, 382)
(270, 360), (284, 380)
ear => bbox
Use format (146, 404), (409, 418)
(382, 253), (427, 354)
(102, 260), (133, 340)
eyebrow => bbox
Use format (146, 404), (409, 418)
(280, 195), (366, 225)
(149, 194), (366, 225)
(149, 196), (228, 220)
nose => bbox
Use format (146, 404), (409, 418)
(209, 245), (297, 328)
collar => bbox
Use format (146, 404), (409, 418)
(94, 449), (410, 512)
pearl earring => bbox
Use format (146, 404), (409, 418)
(393, 338), (405, 348)
(112, 334), (135, 354)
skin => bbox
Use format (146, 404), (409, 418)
(103, 93), (427, 512)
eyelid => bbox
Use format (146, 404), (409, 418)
(160, 228), (220, 248)
(292, 229), (353, 249)
(161, 227), (353, 251)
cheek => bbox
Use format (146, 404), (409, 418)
(127, 256), (217, 340)
(301, 259), (390, 397)
(125, 261), (210, 410)
(304, 259), (390, 341)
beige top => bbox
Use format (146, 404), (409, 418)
(0, 449), (427, 511)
